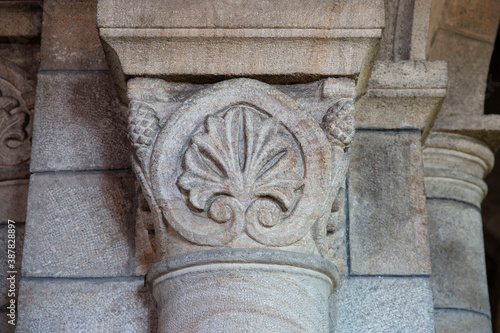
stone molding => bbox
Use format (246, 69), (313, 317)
(147, 248), (339, 332)
(128, 77), (355, 260)
(355, 60), (447, 138)
(97, 0), (384, 102)
(423, 132), (495, 207)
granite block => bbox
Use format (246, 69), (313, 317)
(348, 131), (431, 275)
(22, 171), (137, 278)
(31, 72), (130, 172)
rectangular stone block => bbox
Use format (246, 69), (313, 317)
(427, 199), (491, 315)
(17, 277), (155, 332)
(0, 180), (29, 223)
(348, 131), (431, 275)
(434, 309), (492, 333)
(98, 0), (384, 29)
(31, 72), (130, 172)
(22, 171), (137, 278)
(332, 277), (435, 332)
(40, 0), (108, 70)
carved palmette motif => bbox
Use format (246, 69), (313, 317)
(128, 78), (354, 257)
(178, 105), (304, 228)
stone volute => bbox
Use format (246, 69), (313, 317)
(97, 1), (384, 331)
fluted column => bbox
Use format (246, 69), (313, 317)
(424, 132), (494, 331)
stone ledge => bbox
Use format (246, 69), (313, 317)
(97, 0), (384, 29)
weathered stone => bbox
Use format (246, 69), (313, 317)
(349, 131), (431, 275)
(332, 277), (435, 332)
(98, 0), (384, 102)
(149, 249), (338, 332)
(30, 72), (130, 172)
(377, 0), (400, 60)
(440, 0), (500, 44)
(433, 114), (500, 152)
(127, 78), (354, 259)
(0, 180), (29, 223)
(410, 0), (433, 60)
(355, 60), (447, 132)
(22, 171), (137, 278)
(97, 0), (385, 29)
(0, 2), (42, 38)
(426, 199), (491, 315)
(428, 29), (494, 115)
(16, 277), (155, 332)
(0, 223), (24, 306)
(39, 0), (108, 70)
(368, 60), (447, 89)
(434, 309), (492, 333)
(423, 132), (494, 207)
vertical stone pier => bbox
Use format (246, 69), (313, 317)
(424, 132), (495, 331)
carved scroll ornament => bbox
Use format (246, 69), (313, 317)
(128, 78), (354, 258)
(0, 59), (34, 167)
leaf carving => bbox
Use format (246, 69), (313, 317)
(177, 105), (304, 227)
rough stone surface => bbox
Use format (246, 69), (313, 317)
(0, 180), (29, 223)
(97, 0), (385, 29)
(0, 3), (42, 38)
(427, 199), (491, 315)
(100, 28), (381, 83)
(433, 115), (500, 152)
(355, 60), (447, 131)
(368, 60), (447, 89)
(428, 29), (494, 115)
(348, 131), (431, 275)
(98, 1), (383, 101)
(434, 309), (492, 333)
(440, 0), (500, 44)
(423, 132), (494, 207)
(332, 277), (435, 332)
(17, 277), (156, 332)
(410, 0), (432, 60)
(31, 72), (130, 172)
(22, 171), (137, 278)
(40, 0), (108, 70)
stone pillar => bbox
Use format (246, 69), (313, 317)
(424, 132), (494, 331)
(97, 1), (384, 331)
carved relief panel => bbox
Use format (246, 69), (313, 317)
(128, 78), (355, 260)
(0, 59), (34, 172)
